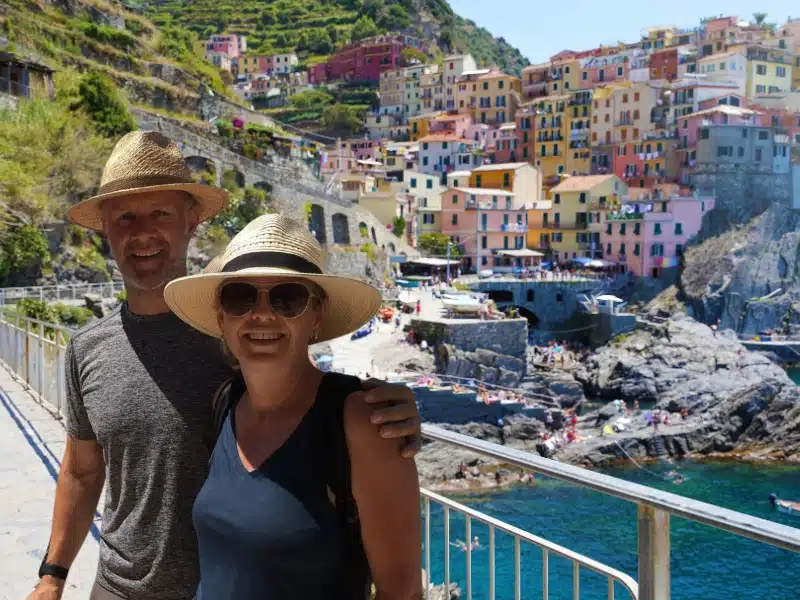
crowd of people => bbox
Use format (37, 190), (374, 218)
(530, 339), (590, 368)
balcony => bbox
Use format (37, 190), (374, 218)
(607, 212), (644, 221)
(616, 118), (634, 127)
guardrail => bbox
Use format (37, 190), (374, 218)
(0, 282), (125, 306)
(2, 311), (798, 600)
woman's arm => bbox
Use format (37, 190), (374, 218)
(344, 391), (421, 600)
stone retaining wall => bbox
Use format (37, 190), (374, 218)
(409, 318), (529, 362)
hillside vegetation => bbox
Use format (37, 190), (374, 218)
(147, 0), (529, 75)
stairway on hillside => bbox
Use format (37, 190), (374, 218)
(652, 436), (667, 457)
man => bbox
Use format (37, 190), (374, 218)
(29, 132), (422, 600)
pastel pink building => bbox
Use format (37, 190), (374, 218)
(489, 123), (519, 164)
(440, 187), (533, 272)
(205, 35), (246, 59)
(429, 113), (473, 138)
(602, 190), (715, 277)
(579, 51), (632, 87)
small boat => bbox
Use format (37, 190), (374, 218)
(769, 493), (800, 516)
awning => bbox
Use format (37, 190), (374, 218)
(406, 258), (461, 266)
(495, 249), (544, 258)
(596, 294), (623, 302)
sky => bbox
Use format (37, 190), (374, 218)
(447, 0), (796, 63)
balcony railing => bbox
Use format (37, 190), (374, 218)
(0, 282), (125, 306)
(2, 309), (799, 599)
(616, 118), (634, 126)
(607, 212), (645, 221)
(544, 222), (588, 230)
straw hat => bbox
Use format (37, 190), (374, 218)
(67, 131), (229, 231)
(164, 213), (382, 342)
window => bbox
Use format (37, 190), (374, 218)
(442, 142), (448, 150)
(634, 243), (641, 256)
(483, 82), (489, 90)
(451, 214), (458, 225)
(505, 198), (511, 210)
(605, 114), (610, 122)
(633, 109), (640, 120)
(777, 66), (787, 77)
(503, 173), (510, 187)
(503, 236), (509, 249)
(475, 175), (482, 187)
(410, 178), (417, 188)
(423, 142), (429, 150)
(622, 94), (629, 103)
(654, 223), (662, 235)
(554, 212), (560, 224)
(700, 128), (709, 139)
(675, 223), (683, 235)
(423, 157), (429, 166)
(426, 179), (433, 189)
(498, 80), (504, 89)
(452, 194), (458, 204)
(676, 244), (683, 256)
(554, 193), (561, 204)
(755, 148), (762, 161)
(606, 243), (612, 255)
(756, 84), (766, 94)
(579, 192), (586, 203)
(758, 131), (769, 140)
(582, 72), (588, 80)
(756, 64), (767, 75)
(606, 224), (612, 235)
(492, 195), (498, 208)
(738, 146), (744, 157)
(717, 145), (732, 157)
(620, 223), (626, 235)
(503, 214), (509, 225)
(481, 236), (487, 249)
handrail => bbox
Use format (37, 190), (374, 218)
(422, 425), (800, 554)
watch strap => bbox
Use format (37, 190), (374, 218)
(39, 561), (69, 581)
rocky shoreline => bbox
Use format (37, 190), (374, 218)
(416, 314), (800, 490)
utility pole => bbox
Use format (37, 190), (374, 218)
(446, 240), (451, 282)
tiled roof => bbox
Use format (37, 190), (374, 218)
(418, 134), (469, 143)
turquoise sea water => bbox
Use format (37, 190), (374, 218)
(789, 368), (800, 385)
(425, 462), (800, 600)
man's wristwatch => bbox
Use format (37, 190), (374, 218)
(39, 556), (69, 581)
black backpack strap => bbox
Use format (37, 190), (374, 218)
(210, 370), (246, 448)
(316, 372), (372, 598)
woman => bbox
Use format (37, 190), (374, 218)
(164, 214), (421, 599)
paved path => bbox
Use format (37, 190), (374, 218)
(0, 362), (101, 600)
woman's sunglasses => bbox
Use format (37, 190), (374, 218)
(218, 282), (316, 319)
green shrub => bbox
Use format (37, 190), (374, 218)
(15, 298), (60, 324)
(74, 71), (136, 139)
(53, 303), (94, 328)
(115, 289), (127, 303)
(0, 226), (51, 284)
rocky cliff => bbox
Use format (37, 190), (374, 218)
(680, 204), (800, 336)
(571, 315), (800, 463)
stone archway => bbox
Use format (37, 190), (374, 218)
(516, 307), (540, 328)
(185, 155), (217, 185)
(331, 213), (350, 244)
(310, 204), (326, 244)
(232, 169), (246, 188)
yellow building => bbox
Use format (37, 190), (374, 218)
(530, 94), (569, 191)
(409, 113), (439, 142)
(533, 174), (626, 262)
(590, 82), (658, 146)
(475, 71), (522, 126)
(549, 51), (581, 95)
(468, 162), (542, 204)
(565, 89), (593, 176)
(733, 44), (796, 96)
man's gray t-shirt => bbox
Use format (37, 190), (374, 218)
(65, 304), (233, 599)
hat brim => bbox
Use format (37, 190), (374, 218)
(163, 267), (382, 343)
(66, 183), (230, 232)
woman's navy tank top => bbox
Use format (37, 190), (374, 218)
(192, 393), (346, 599)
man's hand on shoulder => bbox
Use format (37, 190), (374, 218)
(361, 379), (421, 459)
(26, 577), (64, 600)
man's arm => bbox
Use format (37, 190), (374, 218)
(27, 438), (105, 599)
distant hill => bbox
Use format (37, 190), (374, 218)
(146, 0), (530, 75)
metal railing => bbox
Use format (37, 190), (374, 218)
(422, 426), (800, 600)
(0, 282), (125, 306)
(2, 311), (799, 600)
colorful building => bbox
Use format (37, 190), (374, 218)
(420, 68), (444, 112)
(530, 94), (569, 190)
(418, 134), (476, 177)
(580, 47), (640, 88)
(443, 54), (478, 111)
(737, 44), (795, 97)
(440, 187), (529, 271)
(204, 34), (246, 59)
(489, 123), (518, 164)
(521, 62), (550, 101)
(454, 69), (492, 117)
(566, 89), (592, 176)
(314, 34), (422, 83)
(531, 174), (627, 263)
(590, 82), (659, 147)
(475, 71), (522, 126)
(469, 162), (542, 204)
(548, 51), (581, 95)
(696, 50), (748, 96)
(603, 190), (715, 277)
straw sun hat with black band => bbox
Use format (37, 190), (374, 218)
(164, 213), (382, 343)
(67, 131), (229, 231)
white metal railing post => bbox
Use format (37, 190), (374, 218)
(424, 496), (430, 599)
(637, 505), (670, 600)
(37, 321), (45, 398)
(444, 506), (450, 591)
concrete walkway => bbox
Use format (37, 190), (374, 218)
(0, 362), (100, 600)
